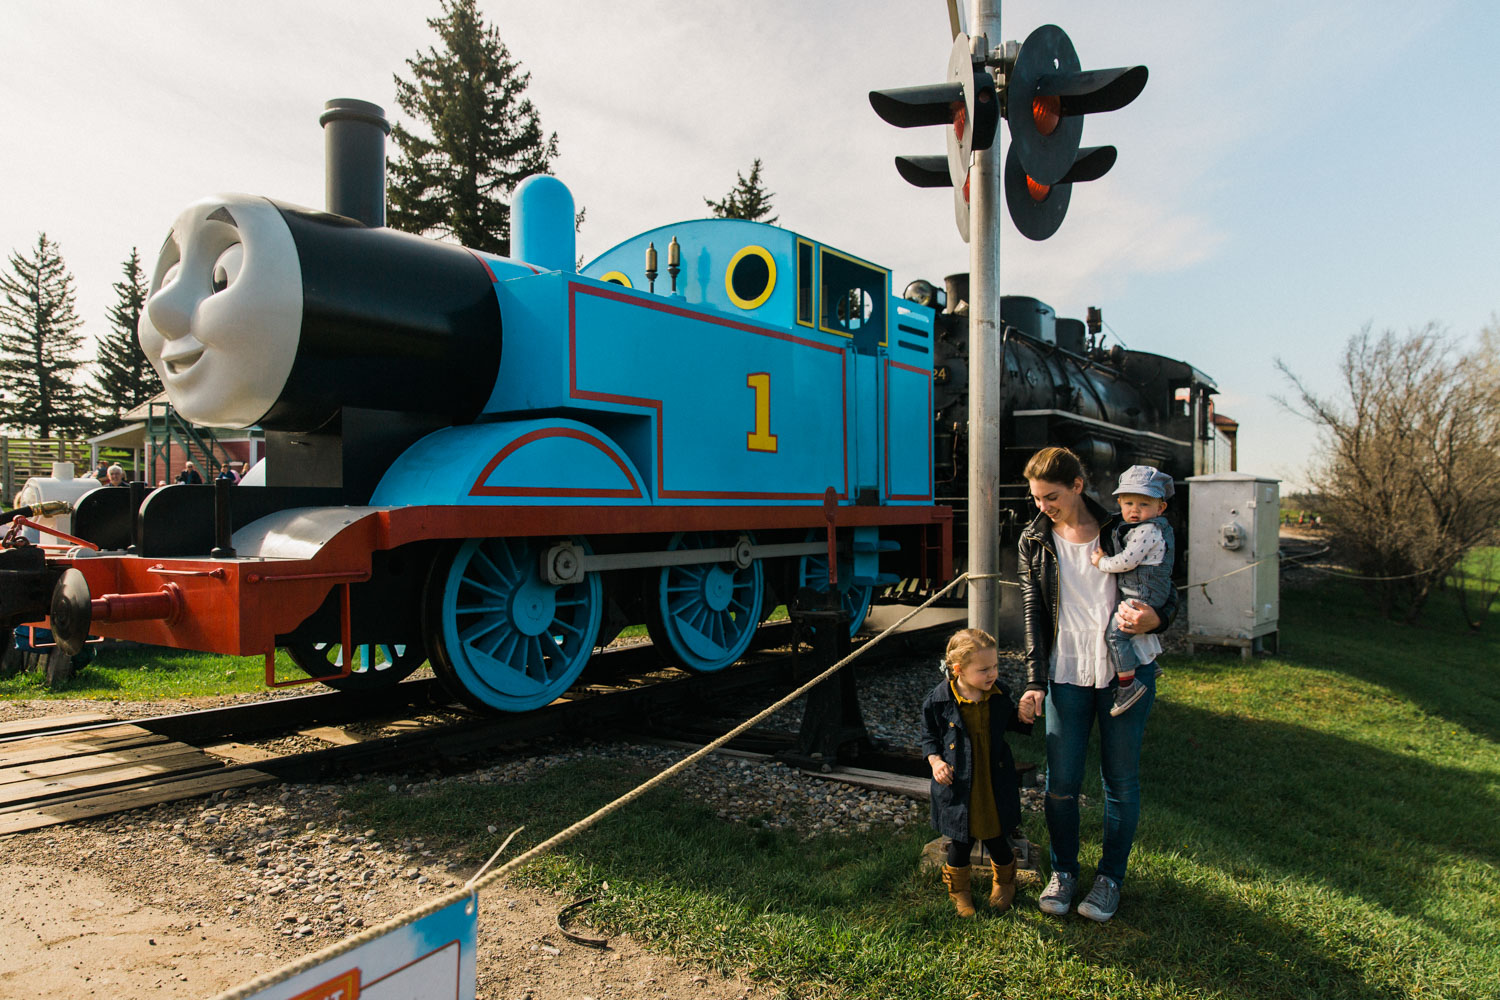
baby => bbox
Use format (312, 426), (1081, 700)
(1090, 465), (1175, 716)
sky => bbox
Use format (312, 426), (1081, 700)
(2, 0), (1497, 490)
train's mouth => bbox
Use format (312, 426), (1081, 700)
(161, 343), (204, 375)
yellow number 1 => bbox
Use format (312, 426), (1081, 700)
(746, 372), (778, 453)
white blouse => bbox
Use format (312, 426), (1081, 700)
(1051, 531), (1115, 688)
(1050, 530), (1163, 688)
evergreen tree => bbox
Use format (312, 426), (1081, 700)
(93, 247), (161, 426)
(0, 233), (89, 437)
(387, 0), (559, 255)
(705, 159), (779, 224)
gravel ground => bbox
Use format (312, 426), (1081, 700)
(0, 780), (772, 999)
(0, 686), (310, 725)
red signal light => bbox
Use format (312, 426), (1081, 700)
(952, 102), (967, 142)
(1026, 174), (1051, 202)
(1032, 94), (1061, 136)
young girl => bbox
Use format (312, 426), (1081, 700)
(921, 628), (1034, 917)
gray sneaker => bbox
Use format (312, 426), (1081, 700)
(1038, 871), (1077, 915)
(1110, 680), (1147, 717)
(1076, 874), (1121, 922)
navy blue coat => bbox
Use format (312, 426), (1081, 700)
(920, 676), (1033, 841)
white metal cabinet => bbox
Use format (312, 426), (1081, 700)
(1185, 472), (1280, 657)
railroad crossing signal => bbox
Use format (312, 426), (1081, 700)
(1004, 24), (1148, 240)
(869, 32), (999, 241)
(869, 21), (1147, 242)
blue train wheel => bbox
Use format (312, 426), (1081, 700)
(285, 642), (425, 691)
(427, 536), (603, 713)
(797, 531), (875, 638)
(646, 532), (764, 673)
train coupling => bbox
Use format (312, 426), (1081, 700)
(1, 545), (186, 655)
(48, 572), (185, 656)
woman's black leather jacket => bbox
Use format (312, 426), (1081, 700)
(1017, 493), (1178, 693)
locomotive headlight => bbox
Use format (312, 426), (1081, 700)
(138, 194), (303, 429)
(902, 279), (942, 309)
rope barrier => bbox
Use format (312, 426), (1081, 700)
(1277, 543), (1458, 582)
(961, 571), (1020, 586)
(977, 540), (1448, 600)
(209, 572), (973, 1000)
(1281, 561), (1446, 582)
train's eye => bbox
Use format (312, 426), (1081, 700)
(211, 244), (243, 293)
(159, 262), (181, 290)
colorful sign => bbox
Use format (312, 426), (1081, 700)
(236, 895), (477, 1000)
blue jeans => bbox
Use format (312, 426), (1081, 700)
(1044, 669), (1155, 884)
(1105, 617), (1143, 676)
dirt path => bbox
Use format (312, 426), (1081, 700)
(0, 788), (769, 1000)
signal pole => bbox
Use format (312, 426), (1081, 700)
(872, 3), (1145, 637)
(968, 0), (1002, 637)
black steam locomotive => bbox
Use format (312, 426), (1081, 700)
(885, 274), (1221, 627)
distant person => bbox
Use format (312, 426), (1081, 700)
(215, 462), (240, 485)
(105, 465), (126, 486)
(94, 459), (111, 484)
(176, 461), (203, 485)
(921, 627), (1034, 917)
(1090, 465), (1176, 716)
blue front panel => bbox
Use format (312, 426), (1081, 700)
(890, 299), (935, 365)
(885, 297), (934, 504)
(570, 285), (848, 502)
(884, 356), (933, 503)
(853, 353), (879, 499)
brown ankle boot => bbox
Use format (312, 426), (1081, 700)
(989, 858), (1017, 912)
(942, 864), (976, 918)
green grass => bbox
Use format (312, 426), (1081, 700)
(340, 575), (1499, 999)
(0, 645), (297, 699)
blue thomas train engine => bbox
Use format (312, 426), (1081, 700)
(0, 102), (951, 712)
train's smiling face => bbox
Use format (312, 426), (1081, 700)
(138, 194), (303, 428)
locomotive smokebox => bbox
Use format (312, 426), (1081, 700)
(259, 203), (502, 431)
(319, 98), (389, 228)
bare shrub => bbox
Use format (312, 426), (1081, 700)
(1279, 323), (1500, 623)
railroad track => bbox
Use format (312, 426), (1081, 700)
(1, 545), (1325, 838)
(1279, 534), (1331, 567)
(0, 621), (948, 835)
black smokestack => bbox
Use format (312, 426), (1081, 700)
(318, 98), (390, 228)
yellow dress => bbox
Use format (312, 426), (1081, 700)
(953, 681), (1002, 841)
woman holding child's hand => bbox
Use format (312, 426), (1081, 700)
(1016, 447), (1175, 925)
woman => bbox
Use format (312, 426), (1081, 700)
(1015, 446), (1176, 923)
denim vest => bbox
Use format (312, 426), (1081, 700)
(1110, 516), (1175, 608)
